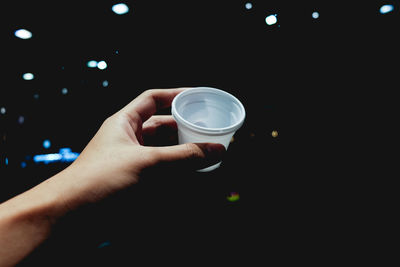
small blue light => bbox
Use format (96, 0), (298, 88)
(87, 60), (98, 68)
(43, 139), (51, 149)
(5, 158), (8, 165)
(21, 162), (27, 168)
(312, 11), (319, 19)
(380, 4), (394, 14)
(102, 80), (109, 87)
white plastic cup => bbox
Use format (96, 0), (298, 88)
(171, 87), (246, 172)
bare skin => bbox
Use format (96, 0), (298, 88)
(0, 88), (225, 267)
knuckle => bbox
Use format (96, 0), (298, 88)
(184, 143), (203, 160)
(142, 89), (157, 98)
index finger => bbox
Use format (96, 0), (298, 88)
(120, 88), (188, 123)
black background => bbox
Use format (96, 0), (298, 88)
(0, 0), (398, 265)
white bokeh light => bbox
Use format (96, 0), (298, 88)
(112, 3), (129, 15)
(0, 107), (6, 115)
(22, 73), (34, 80)
(312, 11), (319, 19)
(245, 3), (252, 10)
(380, 4), (394, 14)
(97, 61), (107, 70)
(265, 14), (277, 25)
(14, 29), (32, 39)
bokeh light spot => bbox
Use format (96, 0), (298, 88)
(43, 139), (51, 149)
(265, 14), (277, 25)
(227, 192), (240, 202)
(112, 3), (129, 15)
(14, 29), (32, 39)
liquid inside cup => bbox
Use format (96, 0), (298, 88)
(172, 87), (245, 172)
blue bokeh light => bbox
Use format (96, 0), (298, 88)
(43, 139), (51, 149)
(87, 60), (98, 68)
(33, 148), (79, 164)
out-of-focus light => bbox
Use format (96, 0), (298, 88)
(98, 241), (111, 249)
(33, 94), (39, 99)
(102, 80), (109, 87)
(0, 107), (5, 114)
(21, 162), (27, 168)
(265, 14), (277, 25)
(14, 29), (32, 39)
(97, 61), (107, 70)
(87, 60), (98, 68)
(380, 4), (394, 14)
(112, 3), (129, 15)
(5, 158), (8, 165)
(312, 11), (319, 19)
(34, 153), (62, 164)
(272, 130), (278, 138)
(43, 139), (51, 149)
(227, 192), (240, 202)
(33, 148), (79, 164)
(22, 73), (34, 80)
(245, 2), (252, 10)
(61, 88), (68, 95)
(18, 116), (25, 124)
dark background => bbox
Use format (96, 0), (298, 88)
(0, 0), (398, 265)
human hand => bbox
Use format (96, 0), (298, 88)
(57, 88), (226, 208)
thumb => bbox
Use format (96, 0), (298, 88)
(151, 143), (226, 171)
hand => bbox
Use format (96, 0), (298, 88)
(58, 88), (226, 208)
(0, 88), (225, 267)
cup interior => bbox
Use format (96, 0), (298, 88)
(173, 87), (245, 134)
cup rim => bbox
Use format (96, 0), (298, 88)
(171, 87), (246, 135)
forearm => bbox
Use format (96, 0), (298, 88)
(0, 167), (83, 267)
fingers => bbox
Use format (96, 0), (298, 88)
(142, 115), (177, 137)
(148, 143), (226, 171)
(142, 115), (178, 146)
(120, 88), (187, 124)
